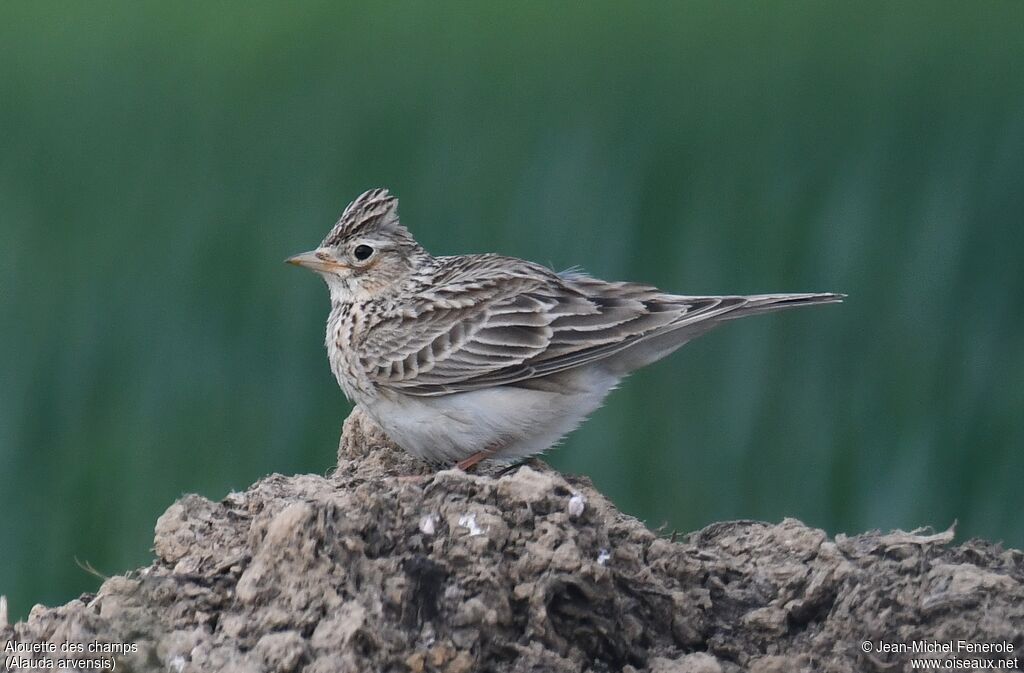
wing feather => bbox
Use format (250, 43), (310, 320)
(359, 257), (680, 394)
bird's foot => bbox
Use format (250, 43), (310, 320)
(454, 451), (491, 471)
(454, 443), (503, 472)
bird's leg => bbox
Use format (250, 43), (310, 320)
(455, 450), (493, 471)
(455, 442), (502, 471)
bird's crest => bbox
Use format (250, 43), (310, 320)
(322, 188), (408, 247)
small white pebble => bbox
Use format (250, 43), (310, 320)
(419, 514), (437, 536)
(458, 513), (484, 536)
(169, 655), (187, 673)
(568, 492), (586, 518)
(597, 548), (611, 565)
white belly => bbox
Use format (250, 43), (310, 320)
(359, 367), (618, 464)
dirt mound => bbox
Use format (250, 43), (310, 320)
(3, 408), (1022, 672)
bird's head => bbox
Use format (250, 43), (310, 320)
(287, 188), (430, 301)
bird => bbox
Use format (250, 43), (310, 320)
(288, 188), (842, 470)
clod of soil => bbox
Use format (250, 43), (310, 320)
(3, 407), (1022, 672)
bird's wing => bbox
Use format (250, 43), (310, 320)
(359, 256), (747, 396)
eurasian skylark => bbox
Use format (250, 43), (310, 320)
(289, 188), (842, 469)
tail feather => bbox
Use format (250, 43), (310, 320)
(603, 291), (843, 375)
(716, 292), (845, 319)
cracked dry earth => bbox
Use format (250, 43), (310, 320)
(3, 408), (1023, 673)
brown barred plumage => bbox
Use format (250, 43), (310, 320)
(289, 188), (843, 467)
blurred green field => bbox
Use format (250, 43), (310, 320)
(1, 2), (1022, 621)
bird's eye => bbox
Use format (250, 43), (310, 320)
(353, 244), (374, 261)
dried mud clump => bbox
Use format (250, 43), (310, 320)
(3, 407), (1023, 672)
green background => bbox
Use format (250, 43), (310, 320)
(2, 2), (1022, 621)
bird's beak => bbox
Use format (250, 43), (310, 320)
(285, 250), (349, 273)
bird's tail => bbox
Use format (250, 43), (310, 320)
(714, 292), (845, 319)
(603, 291), (844, 375)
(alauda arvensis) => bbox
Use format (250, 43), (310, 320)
(288, 188), (842, 470)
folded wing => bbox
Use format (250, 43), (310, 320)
(358, 256), (791, 396)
